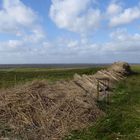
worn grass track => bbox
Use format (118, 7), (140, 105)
(64, 66), (140, 140)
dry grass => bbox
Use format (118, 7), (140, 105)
(0, 80), (104, 140)
(0, 62), (131, 140)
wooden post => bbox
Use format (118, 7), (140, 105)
(96, 77), (110, 103)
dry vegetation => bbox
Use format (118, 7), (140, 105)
(0, 62), (131, 140)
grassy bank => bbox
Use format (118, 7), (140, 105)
(65, 66), (140, 140)
(0, 67), (104, 88)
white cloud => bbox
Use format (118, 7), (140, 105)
(49, 0), (101, 35)
(0, 40), (24, 52)
(103, 29), (140, 52)
(107, 3), (122, 15)
(0, 0), (38, 35)
(109, 5), (140, 27)
(0, 0), (47, 57)
(23, 27), (46, 43)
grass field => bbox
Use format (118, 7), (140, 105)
(64, 65), (140, 140)
(0, 66), (104, 88)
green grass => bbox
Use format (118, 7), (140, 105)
(131, 65), (140, 72)
(64, 66), (140, 140)
(0, 67), (104, 88)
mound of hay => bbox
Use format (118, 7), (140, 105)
(0, 81), (103, 140)
(0, 62), (131, 140)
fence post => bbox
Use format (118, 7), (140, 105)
(96, 78), (110, 103)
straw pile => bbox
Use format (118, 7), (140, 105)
(0, 62), (131, 140)
(0, 81), (104, 140)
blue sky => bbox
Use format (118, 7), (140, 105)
(0, 0), (140, 64)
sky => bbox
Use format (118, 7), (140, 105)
(0, 0), (140, 64)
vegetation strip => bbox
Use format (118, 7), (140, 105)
(0, 67), (103, 88)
